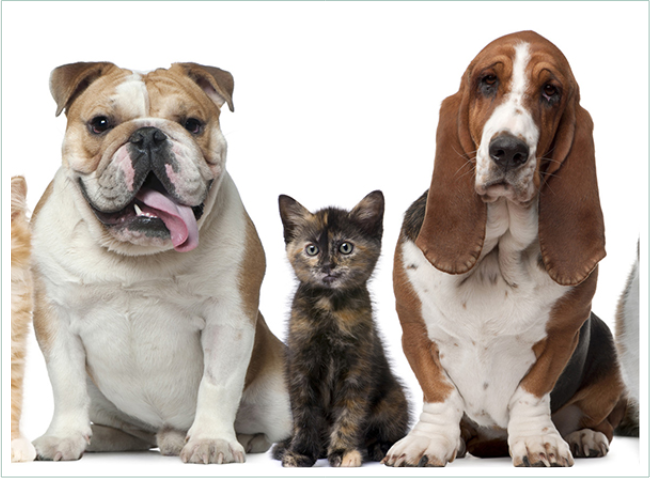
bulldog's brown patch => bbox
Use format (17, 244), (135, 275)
(244, 312), (284, 390)
(31, 180), (54, 223)
(238, 215), (266, 325)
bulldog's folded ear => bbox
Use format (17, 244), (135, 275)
(50, 62), (117, 116)
(176, 62), (235, 112)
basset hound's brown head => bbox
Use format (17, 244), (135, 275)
(416, 30), (605, 286)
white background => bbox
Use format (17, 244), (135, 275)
(2, 1), (647, 476)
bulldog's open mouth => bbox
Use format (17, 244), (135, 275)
(83, 173), (206, 252)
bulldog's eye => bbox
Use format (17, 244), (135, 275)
(88, 116), (113, 135)
(183, 118), (204, 135)
(339, 242), (354, 255)
(305, 244), (319, 256)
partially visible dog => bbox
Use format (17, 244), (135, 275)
(383, 31), (626, 468)
(615, 245), (640, 436)
(11, 176), (36, 462)
(30, 62), (291, 463)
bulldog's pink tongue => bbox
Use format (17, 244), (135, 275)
(136, 189), (199, 252)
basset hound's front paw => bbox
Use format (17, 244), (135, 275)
(564, 429), (609, 458)
(509, 430), (574, 467)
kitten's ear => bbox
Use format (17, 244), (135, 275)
(349, 190), (384, 239)
(279, 195), (312, 245)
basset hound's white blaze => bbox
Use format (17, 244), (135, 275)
(475, 42), (539, 203)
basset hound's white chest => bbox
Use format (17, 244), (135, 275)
(401, 199), (570, 428)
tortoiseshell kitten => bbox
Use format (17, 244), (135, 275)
(274, 190), (409, 467)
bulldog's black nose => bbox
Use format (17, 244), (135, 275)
(489, 134), (530, 171)
(129, 127), (168, 153)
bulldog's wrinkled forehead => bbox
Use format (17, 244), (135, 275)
(143, 65), (222, 118)
(67, 64), (220, 121)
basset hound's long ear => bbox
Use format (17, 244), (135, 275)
(538, 92), (605, 286)
(415, 77), (487, 274)
(50, 62), (117, 117)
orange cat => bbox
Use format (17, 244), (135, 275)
(11, 176), (36, 462)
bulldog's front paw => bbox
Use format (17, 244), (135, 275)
(564, 429), (609, 458)
(33, 432), (90, 461)
(509, 431), (574, 467)
(11, 437), (36, 462)
(180, 437), (245, 464)
(381, 433), (458, 467)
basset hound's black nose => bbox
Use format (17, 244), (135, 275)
(489, 134), (530, 171)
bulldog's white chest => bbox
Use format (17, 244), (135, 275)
(32, 172), (249, 431)
(46, 269), (211, 430)
(401, 200), (569, 428)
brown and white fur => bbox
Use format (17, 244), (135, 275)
(615, 245), (640, 436)
(10, 176), (37, 463)
(383, 31), (626, 468)
(30, 62), (291, 463)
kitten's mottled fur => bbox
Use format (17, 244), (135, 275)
(275, 191), (409, 467)
(11, 176), (36, 462)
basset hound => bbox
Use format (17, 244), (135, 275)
(383, 31), (627, 468)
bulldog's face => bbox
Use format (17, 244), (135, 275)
(52, 62), (234, 254)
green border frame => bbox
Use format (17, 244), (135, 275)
(0, 0), (650, 477)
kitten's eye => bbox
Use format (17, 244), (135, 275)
(339, 242), (354, 254)
(305, 244), (319, 256)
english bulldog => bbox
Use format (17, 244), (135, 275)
(30, 62), (292, 464)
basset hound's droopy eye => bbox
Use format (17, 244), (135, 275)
(542, 83), (561, 105)
(479, 74), (499, 97)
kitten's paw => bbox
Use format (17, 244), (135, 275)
(237, 433), (271, 453)
(329, 449), (363, 467)
(282, 449), (316, 467)
(11, 437), (36, 462)
(33, 432), (90, 461)
(509, 430), (574, 467)
(564, 429), (609, 458)
(180, 437), (245, 464)
(382, 433), (458, 467)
